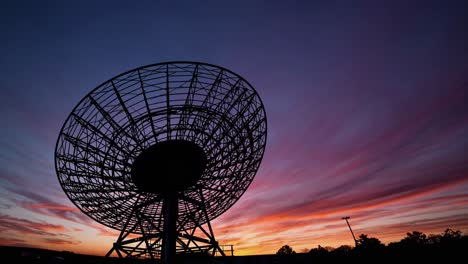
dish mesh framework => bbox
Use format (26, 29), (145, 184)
(55, 61), (267, 258)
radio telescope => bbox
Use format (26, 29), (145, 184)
(54, 61), (267, 263)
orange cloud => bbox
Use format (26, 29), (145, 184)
(0, 214), (67, 235)
(42, 237), (81, 246)
(26, 203), (81, 212)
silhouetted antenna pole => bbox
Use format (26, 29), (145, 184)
(342, 216), (357, 246)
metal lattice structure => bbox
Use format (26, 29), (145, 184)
(54, 61), (267, 262)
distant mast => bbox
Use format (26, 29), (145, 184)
(342, 216), (357, 246)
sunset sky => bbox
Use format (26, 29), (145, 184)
(1, 0), (468, 257)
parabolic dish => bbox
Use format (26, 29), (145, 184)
(55, 61), (267, 232)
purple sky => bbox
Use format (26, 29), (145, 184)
(1, 0), (468, 256)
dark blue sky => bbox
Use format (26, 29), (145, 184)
(1, 0), (467, 255)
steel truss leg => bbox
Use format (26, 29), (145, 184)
(105, 192), (224, 261)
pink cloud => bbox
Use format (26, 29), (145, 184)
(22, 202), (80, 212)
(0, 214), (67, 236)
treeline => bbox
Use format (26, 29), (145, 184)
(277, 228), (467, 262)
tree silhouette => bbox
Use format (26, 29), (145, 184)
(331, 245), (352, 259)
(276, 245), (296, 255)
(333, 245), (352, 254)
(396, 230), (428, 250)
(354, 233), (385, 259)
(439, 228), (464, 253)
(309, 245), (328, 255)
(441, 228), (462, 240)
(308, 245), (329, 261)
(402, 231), (427, 244)
(388, 230), (429, 258)
(356, 234), (384, 250)
(273, 228), (466, 262)
(427, 234), (441, 245)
